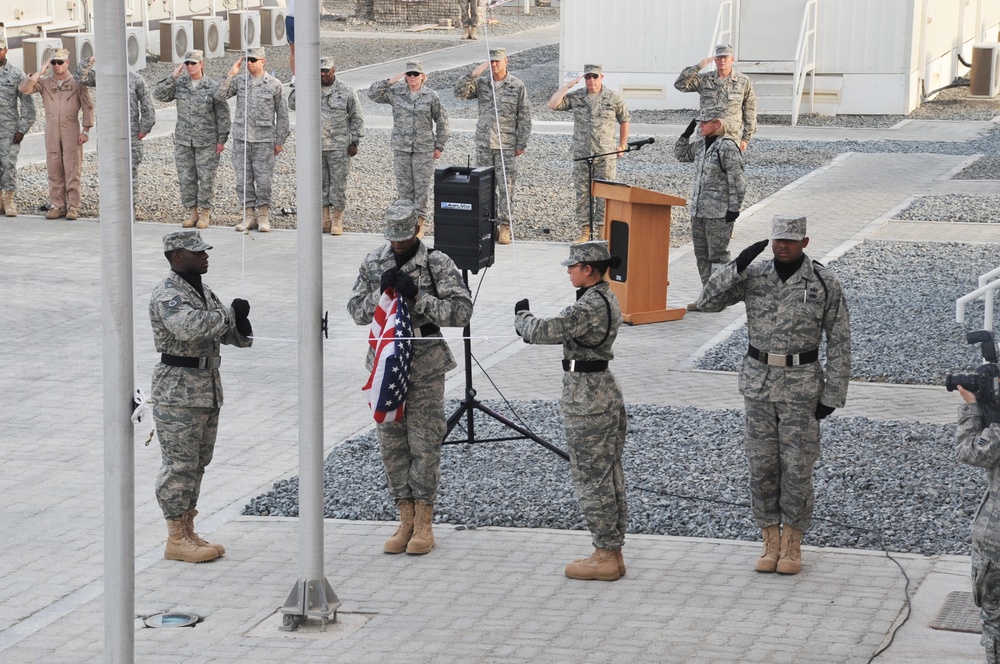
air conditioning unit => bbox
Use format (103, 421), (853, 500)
(970, 43), (1000, 98)
(126, 27), (146, 71)
(159, 20), (193, 64)
(228, 10), (260, 52)
(260, 8), (287, 46)
(61, 32), (94, 73)
(193, 15), (225, 60)
(22, 38), (63, 75)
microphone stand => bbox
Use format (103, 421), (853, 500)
(572, 140), (653, 240)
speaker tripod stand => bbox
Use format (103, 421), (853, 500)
(442, 269), (568, 460)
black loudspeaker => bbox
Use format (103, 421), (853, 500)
(609, 219), (629, 283)
(434, 165), (495, 273)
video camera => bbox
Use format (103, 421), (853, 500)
(945, 330), (1000, 418)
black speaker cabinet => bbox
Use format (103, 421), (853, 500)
(434, 165), (495, 273)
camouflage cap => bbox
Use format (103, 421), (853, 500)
(384, 200), (419, 241)
(696, 107), (723, 122)
(246, 47), (265, 59)
(163, 230), (212, 253)
(183, 49), (204, 63)
(489, 48), (507, 61)
(561, 240), (611, 266)
(320, 56), (335, 71)
(405, 60), (424, 74)
(771, 215), (807, 241)
(715, 44), (735, 57)
(0, 36), (7, 49)
(50, 48), (70, 61)
(583, 64), (603, 75)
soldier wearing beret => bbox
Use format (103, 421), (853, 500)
(347, 200), (472, 556)
(697, 215), (852, 575)
(515, 241), (629, 581)
(150, 231), (253, 563)
(675, 44), (757, 152)
(0, 35), (36, 217)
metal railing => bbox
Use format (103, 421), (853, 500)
(791, 0), (818, 125)
(957, 266), (1000, 331)
(709, 0), (733, 57)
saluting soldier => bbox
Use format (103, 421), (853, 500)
(154, 49), (231, 229)
(453, 47), (531, 245)
(514, 241), (629, 581)
(0, 36), (36, 217)
(674, 44), (757, 152)
(289, 56), (364, 236)
(697, 215), (852, 575)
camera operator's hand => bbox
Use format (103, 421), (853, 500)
(957, 385), (978, 404)
(514, 298), (530, 315)
(735, 239), (769, 273)
(394, 271), (418, 299)
(815, 403), (836, 420)
(681, 118), (697, 139)
(380, 267), (399, 294)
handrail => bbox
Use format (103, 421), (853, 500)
(957, 266), (1000, 330)
(709, 0), (733, 58)
(790, 0), (817, 125)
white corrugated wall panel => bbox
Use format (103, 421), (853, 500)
(814, 0), (913, 74)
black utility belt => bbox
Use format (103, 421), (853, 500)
(562, 359), (609, 373)
(412, 324), (440, 338)
(747, 344), (818, 367)
(161, 354), (221, 369)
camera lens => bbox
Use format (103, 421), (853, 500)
(945, 372), (979, 392)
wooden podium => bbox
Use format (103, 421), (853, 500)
(593, 180), (687, 325)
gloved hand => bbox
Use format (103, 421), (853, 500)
(380, 267), (399, 294)
(231, 298), (250, 321)
(395, 271), (418, 299)
(514, 298), (530, 314)
(725, 210), (740, 223)
(681, 118), (697, 139)
(735, 239), (769, 273)
(815, 403), (836, 420)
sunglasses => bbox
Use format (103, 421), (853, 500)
(184, 61), (199, 66)
(246, 57), (260, 63)
(321, 69), (332, 73)
(50, 59), (66, 66)
(404, 71), (421, 77)
(583, 73), (599, 80)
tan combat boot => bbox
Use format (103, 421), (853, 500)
(573, 227), (591, 244)
(65, 206), (79, 221)
(196, 208), (210, 229)
(406, 500), (435, 555)
(46, 207), (66, 219)
(776, 526), (803, 575)
(565, 547), (620, 581)
(321, 206), (332, 234)
(469, 26), (478, 40)
(257, 205), (271, 232)
(183, 509), (225, 556)
(2, 190), (16, 217)
(183, 206), (198, 228)
(235, 207), (258, 232)
(462, 26), (471, 40)
(164, 518), (219, 563)
(330, 208), (344, 236)
(755, 525), (780, 573)
(497, 225), (511, 245)
(384, 500), (415, 554)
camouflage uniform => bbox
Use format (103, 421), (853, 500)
(368, 77), (450, 220)
(551, 85), (630, 233)
(154, 72), (231, 210)
(956, 402), (1000, 662)
(347, 238), (472, 505)
(0, 58), (36, 192)
(289, 79), (364, 211)
(214, 69), (290, 208)
(149, 257), (252, 520)
(515, 275), (628, 551)
(458, 0), (479, 28)
(452, 63), (531, 227)
(697, 249), (851, 532)
(77, 64), (155, 184)
(674, 121), (746, 285)
(674, 63), (757, 147)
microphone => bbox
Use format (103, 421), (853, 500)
(626, 137), (655, 150)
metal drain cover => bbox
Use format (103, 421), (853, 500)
(144, 612), (200, 628)
(929, 591), (982, 633)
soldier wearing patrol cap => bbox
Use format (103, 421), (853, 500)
(547, 64), (631, 243)
(0, 35), (36, 217)
(697, 215), (852, 575)
(675, 43), (757, 152)
(150, 230), (253, 563)
(515, 241), (629, 581)
(289, 56), (364, 235)
(453, 46), (532, 245)
(215, 46), (290, 233)
(347, 200), (472, 556)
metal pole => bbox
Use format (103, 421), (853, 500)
(279, 0), (340, 631)
(95, 0), (135, 660)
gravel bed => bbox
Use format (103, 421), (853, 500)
(954, 155), (1000, 180)
(695, 241), (1000, 385)
(895, 194), (1000, 223)
(241, 400), (978, 556)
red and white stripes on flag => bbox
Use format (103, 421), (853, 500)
(361, 288), (413, 423)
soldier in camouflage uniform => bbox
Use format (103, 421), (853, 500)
(515, 241), (629, 581)
(458, 0), (480, 40)
(956, 385), (1000, 663)
(368, 60), (450, 237)
(215, 47), (290, 233)
(154, 50), (231, 229)
(453, 47), (532, 245)
(674, 110), (745, 305)
(0, 36), (36, 217)
(347, 200), (472, 556)
(674, 44), (757, 152)
(76, 56), (155, 192)
(547, 64), (630, 243)
(150, 230), (253, 563)
(697, 216), (851, 575)
(288, 56), (364, 236)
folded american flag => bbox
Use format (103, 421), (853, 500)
(362, 288), (413, 422)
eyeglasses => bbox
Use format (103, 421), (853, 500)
(583, 73), (599, 80)
(50, 60), (66, 66)
(320, 68), (332, 73)
(404, 71), (421, 77)
(246, 57), (260, 63)
(184, 61), (199, 66)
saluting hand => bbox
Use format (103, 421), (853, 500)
(735, 239), (769, 273)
